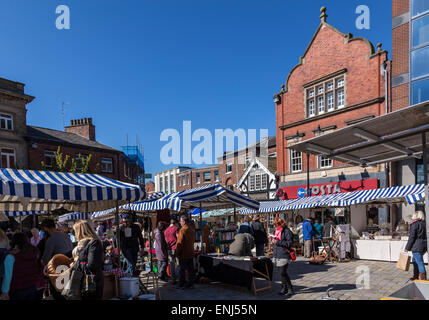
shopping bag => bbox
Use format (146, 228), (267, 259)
(397, 252), (411, 271)
(62, 268), (83, 300)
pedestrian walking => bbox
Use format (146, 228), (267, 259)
(164, 218), (179, 284)
(405, 211), (427, 280)
(154, 221), (169, 281)
(273, 218), (295, 297)
(175, 215), (196, 289)
(118, 215), (145, 276)
(251, 215), (268, 256)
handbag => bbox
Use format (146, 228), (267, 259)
(397, 252), (411, 271)
(62, 266), (83, 300)
(285, 248), (296, 261)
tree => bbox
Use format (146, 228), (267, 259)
(41, 147), (98, 174)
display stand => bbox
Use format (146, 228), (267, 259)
(214, 229), (235, 253)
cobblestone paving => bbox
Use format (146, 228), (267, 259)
(158, 257), (416, 300)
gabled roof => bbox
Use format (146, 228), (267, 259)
(26, 126), (120, 153)
(237, 157), (276, 187)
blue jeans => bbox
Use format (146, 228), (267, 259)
(412, 252), (426, 273)
(123, 248), (138, 276)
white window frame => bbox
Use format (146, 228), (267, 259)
(290, 150), (302, 173)
(317, 85), (324, 95)
(318, 96), (325, 114)
(261, 174), (268, 190)
(44, 150), (56, 168)
(327, 93), (335, 111)
(1, 148), (15, 168)
(214, 170), (219, 182)
(326, 82), (334, 92)
(226, 162), (233, 174)
(196, 172), (201, 184)
(249, 175), (256, 191)
(101, 157), (113, 173)
(0, 114), (13, 131)
(337, 89), (345, 108)
(203, 171), (211, 183)
(318, 155), (333, 169)
(308, 99), (315, 117)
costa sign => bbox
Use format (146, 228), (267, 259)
(280, 179), (378, 200)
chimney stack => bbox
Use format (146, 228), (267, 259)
(65, 117), (96, 141)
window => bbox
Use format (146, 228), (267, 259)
(75, 154), (88, 171)
(164, 177), (169, 193)
(249, 175), (255, 191)
(318, 96), (325, 114)
(268, 152), (277, 158)
(0, 114), (13, 131)
(413, 15), (429, 48)
(44, 151), (56, 168)
(305, 75), (346, 117)
(255, 174), (261, 190)
(336, 78), (344, 88)
(182, 175), (186, 186)
(203, 172), (211, 182)
(226, 162), (232, 173)
(290, 150), (302, 173)
(327, 93), (334, 111)
(413, 0), (429, 17)
(101, 158), (113, 173)
(337, 89), (345, 108)
(308, 100), (315, 117)
(214, 170), (219, 182)
(160, 177), (163, 192)
(261, 174), (268, 190)
(1, 148), (15, 168)
(319, 155), (333, 169)
(245, 157), (251, 167)
(411, 46), (429, 80)
(196, 172), (201, 184)
(412, 78), (429, 104)
(170, 175), (174, 192)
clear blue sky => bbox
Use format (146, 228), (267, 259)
(0, 0), (391, 178)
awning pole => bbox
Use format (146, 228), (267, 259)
(233, 204), (237, 224)
(306, 152), (310, 197)
(115, 200), (121, 256)
(199, 202), (203, 251)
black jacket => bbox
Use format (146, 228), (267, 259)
(78, 239), (105, 288)
(119, 224), (144, 252)
(273, 227), (293, 260)
(252, 221), (268, 245)
(405, 220), (427, 254)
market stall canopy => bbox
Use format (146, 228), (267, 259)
(3, 210), (46, 216)
(176, 183), (260, 211)
(241, 184), (424, 214)
(0, 168), (146, 212)
(58, 212), (91, 222)
(287, 101), (429, 167)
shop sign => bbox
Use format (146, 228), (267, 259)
(281, 179), (378, 199)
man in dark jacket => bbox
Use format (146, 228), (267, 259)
(119, 215), (145, 276)
(251, 215), (268, 256)
(405, 211), (427, 280)
(175, 215), (196, 289)
(273, 219), (295, 296)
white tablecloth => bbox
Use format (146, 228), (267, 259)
(352, 239), (428, 263)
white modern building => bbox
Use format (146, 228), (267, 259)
(154, 166), (192, 194)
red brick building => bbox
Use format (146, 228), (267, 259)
(25, 118), (142, 185)
(275, 8), (389, 202)
(176, 165), (220, 192)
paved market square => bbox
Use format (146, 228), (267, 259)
(157, 257), (414, 300)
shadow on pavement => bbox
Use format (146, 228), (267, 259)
(293, 283), (357, 294)
(287, 260), (335, 280)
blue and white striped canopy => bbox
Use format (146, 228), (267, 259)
(3, 211), (45, 217)
(176, 184), (260, 211)
(240, 184), (425, 214)
(0, 168), (145, 212)
(123, 192), (182, 212)
(58, 212), (91, 222)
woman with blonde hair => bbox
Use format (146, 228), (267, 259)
(405, 211), (427, 280)
(72, 220), (104, 300)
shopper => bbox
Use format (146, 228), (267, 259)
(119, 215), (145, 276)
(96, 222), (105, 238)
(273, 218), (295, 297)
(323, 217), (335, 238)
(251, 215), (268, 256)
(239, 215), (254, 236)
(302, 218), (315, 258)
(164, 218), (179, 284)
(154, 221), (169, 281)
(175, 215), (196, 289)
(30, 228), (42, 247)
(73, 220), (104, 300)
(313, 219), (323, 249)
(405, 211), (427, 280)
(228, 233), (255, 257)
(1, 233), (41, 300)
(40, 219), (73, 265)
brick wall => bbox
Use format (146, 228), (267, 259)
(392, 0), (409, 17)
(27, 142), (134, 183)
(176, 166), (219, 192)
(275, 22), (388, 179)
